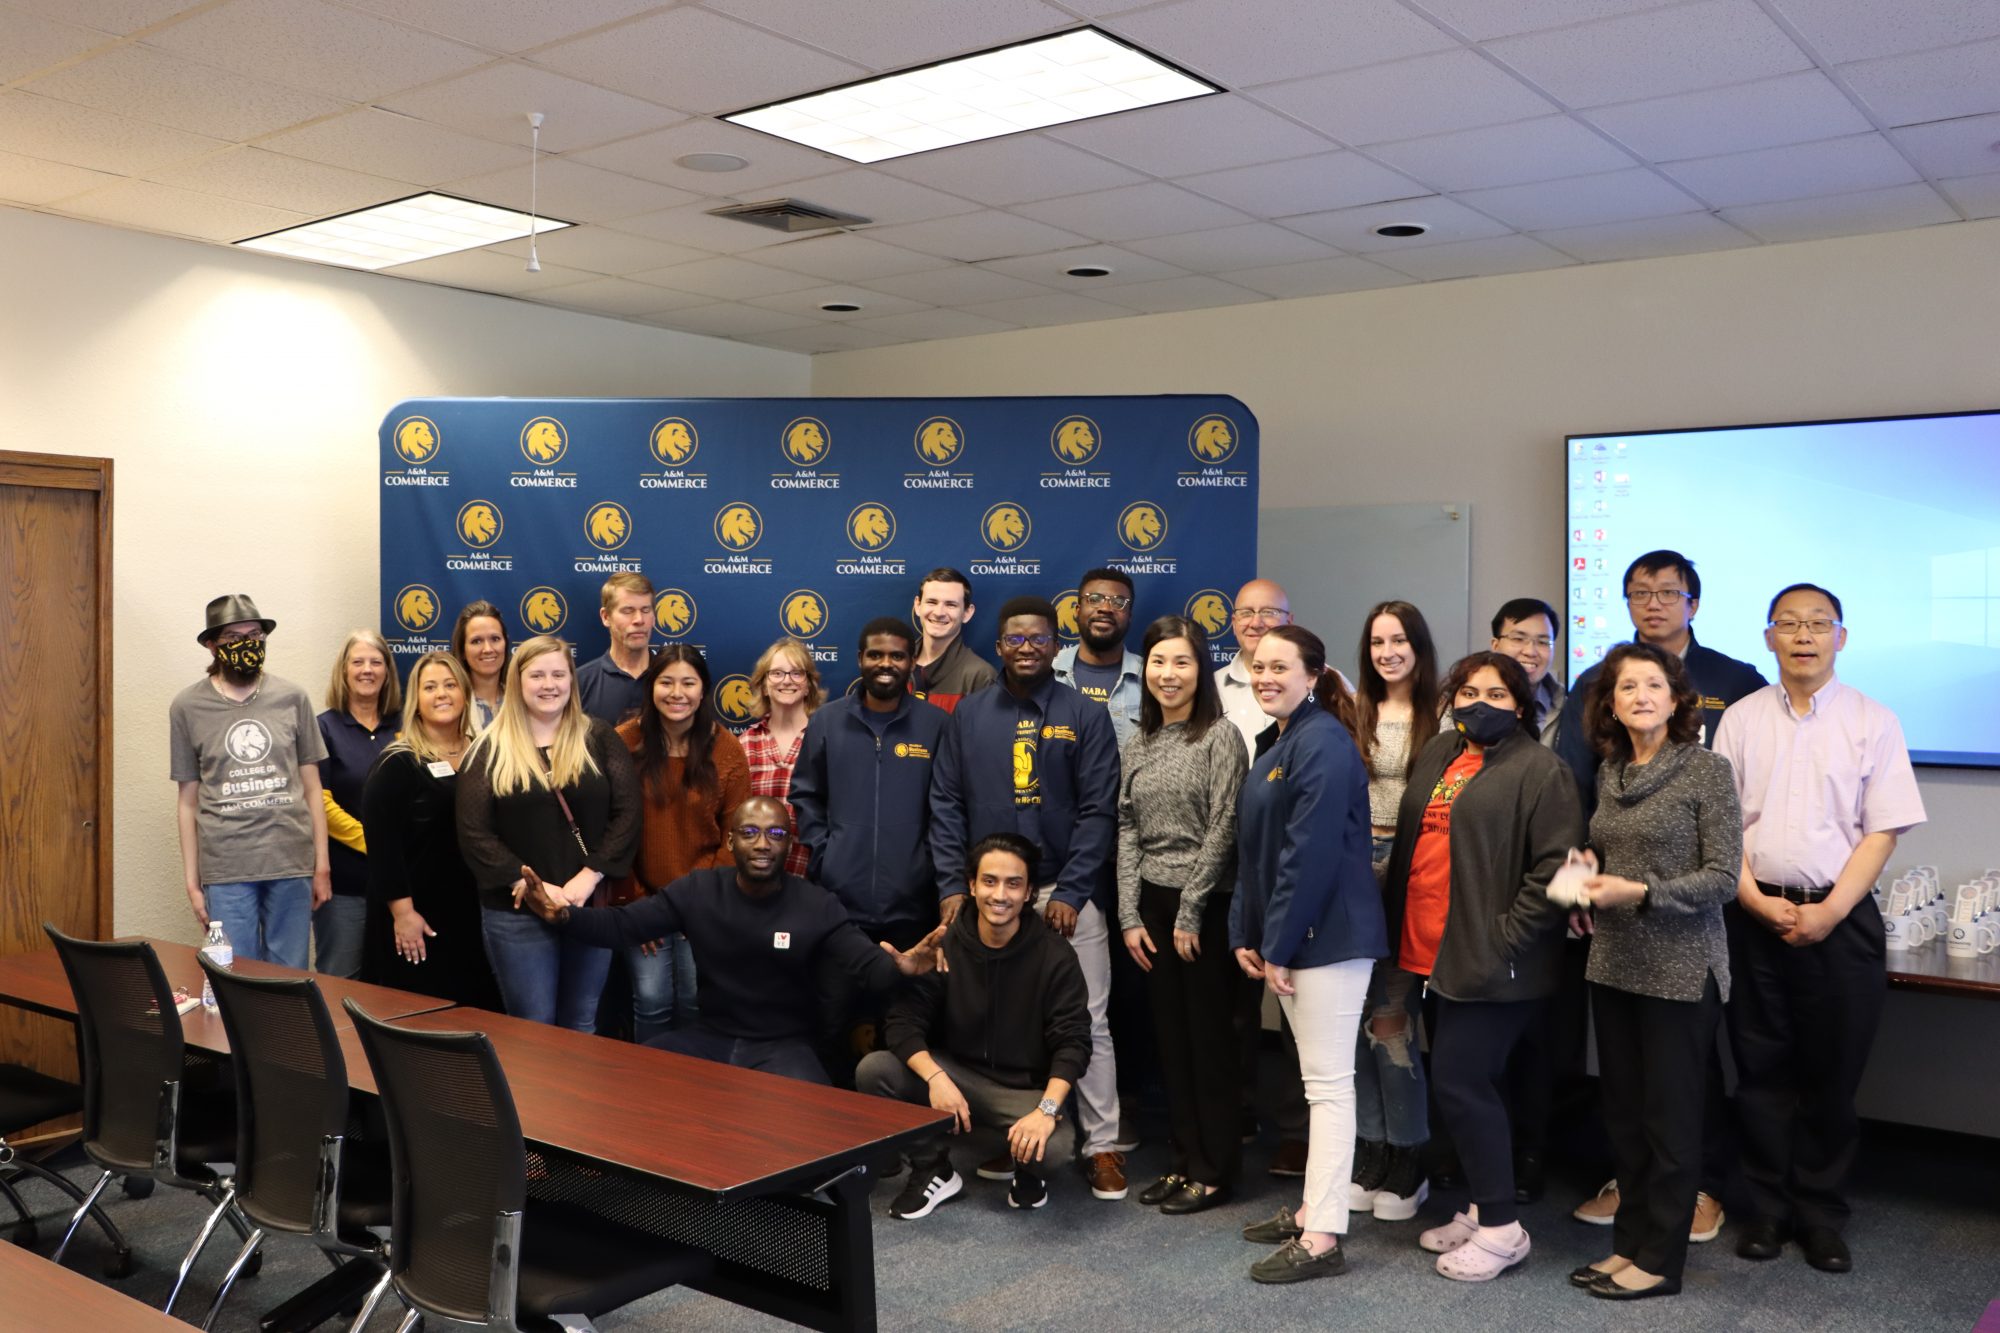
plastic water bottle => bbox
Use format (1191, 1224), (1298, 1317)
(199, 920), (233, 1010)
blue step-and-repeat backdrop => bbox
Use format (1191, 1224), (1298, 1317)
(380, 396), (1258, 721)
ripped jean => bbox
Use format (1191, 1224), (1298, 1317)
(1355, 834), (1429, 1147)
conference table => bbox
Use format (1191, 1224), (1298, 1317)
(0, 940), (949, 1332)
(0, 1235), (186, 1332)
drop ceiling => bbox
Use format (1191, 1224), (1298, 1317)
(3, 0), (1996, 354)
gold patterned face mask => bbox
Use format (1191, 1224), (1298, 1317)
(214, 638), (267, 676)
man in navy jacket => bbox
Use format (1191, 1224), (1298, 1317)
(930, 595), (1126, 1200)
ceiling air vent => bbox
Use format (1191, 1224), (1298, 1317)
(706, 198), (870, 233)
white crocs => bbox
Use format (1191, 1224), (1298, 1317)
(1436, 1225), (1531, 1282)
(1419, 1209), (1480, 1254)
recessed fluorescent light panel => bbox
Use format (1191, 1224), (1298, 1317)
(235, 192), (574, 271)
(724, 28), (1218, 164)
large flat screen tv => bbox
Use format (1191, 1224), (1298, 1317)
(1565, 409), (2000, 769)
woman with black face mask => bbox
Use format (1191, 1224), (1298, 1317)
(1379, 650), (1584, 1281)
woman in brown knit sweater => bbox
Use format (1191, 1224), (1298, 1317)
(613, 645), (750, 1042)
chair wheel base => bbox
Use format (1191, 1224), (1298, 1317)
(242, 1247), (263, 1279)
(5, 1223), (36, 1248)
(103, 1248), (133, 1279)
(121, 1177), (155, 1200)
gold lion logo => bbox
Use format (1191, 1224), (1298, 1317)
(396, 585), (439, 632)
(456, 501), (501, 549)
(521, 417), (566, 465)
(1012, 738), (1037, 792)
(1119, 502), (1165, 551)
(651, 418), (697, 466)
(983, 503), (1029, 552)
(394, 416), (437, 463)
(716, 675), (755, 723)
(782, 591), (826, 638)
(848, 504), (894, 551)
(783, 418), (828, 466)
(1188, 591), (1231, 637)
(1190, 416), (1235, 462)
(1055, 592), (1080, 640)
(655, 590), (694, 637)
(916, 417), (962, 465)
(521, 588), (565, 633)
(716, 503), (761, 550)
(585, 503), (630, 550)
(1052, 416), (1099, 464)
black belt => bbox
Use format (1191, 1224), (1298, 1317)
(1756, 881), (1832, 905)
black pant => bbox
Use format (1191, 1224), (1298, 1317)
(1724, 897), (1886, 1233)
(1235, 973), (1308, 1140)
(1508, 935), (1590, 1155)
(1431, 995), (1544, 1228)
(1593, 977), (1721, 1280)
(1138, 882), (1241, 1187)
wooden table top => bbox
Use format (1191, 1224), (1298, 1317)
(1886, 938), (2000, 1000)
(0, 1241), (185, 1331)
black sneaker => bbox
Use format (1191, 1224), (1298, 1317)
(1372, 1143), (1429, 1221)
(1008, 1168), (1048, 1210)
(888, 1165), (963, 1220)
(1348, 1137), (1388, 1210)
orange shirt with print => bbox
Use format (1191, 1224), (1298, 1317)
(1399, 749), (1484, 976)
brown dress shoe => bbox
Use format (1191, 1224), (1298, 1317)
(1085, 1151), (1127, 1200)
(1268, 1139), (1308, 1177)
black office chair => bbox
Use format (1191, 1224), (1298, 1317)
(0, 1062), (132, 1273)
(343, 998), (713, 1333)
(196, 959), (394, 1332)
(43, 926), (258, 1316)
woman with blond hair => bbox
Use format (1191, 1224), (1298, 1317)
(456, 635), (640, 1030)
(314, 629), (402, 978)
(740, 637), (821, 876)
(361, 651), (499, 1007)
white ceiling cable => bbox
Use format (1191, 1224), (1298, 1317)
(526, 111), (545, 273)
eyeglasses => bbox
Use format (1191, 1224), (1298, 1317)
(1625, 590), (1692, 607)
(766, 668), (807, 681)
(214, 631), (265, 646)
(1000, 633), (1054, 649)
(736, 825), (790, 843)
(1768, 619), (1840, 637)
(1231, 607), (1290, 625)
(1079, 592), (1131, 610)
(1498, 632), (1554, 650)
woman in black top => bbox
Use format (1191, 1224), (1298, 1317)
(361, 651), (500, 1008)
(315, 629), (400, 978)
(456, 635), (640, 1031)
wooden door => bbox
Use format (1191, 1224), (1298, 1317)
(0, 450), (113, 1085)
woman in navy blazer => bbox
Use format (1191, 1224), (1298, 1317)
(1231, 625), (1387, 1285)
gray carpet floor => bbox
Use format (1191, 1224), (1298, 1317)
(8, 1120), (1996, 1332)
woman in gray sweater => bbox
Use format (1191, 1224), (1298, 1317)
(1118, 616), (1248, 1214)
(1574, 642), (1743, 1302)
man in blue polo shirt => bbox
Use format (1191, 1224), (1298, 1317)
(575, 571), (656, 726)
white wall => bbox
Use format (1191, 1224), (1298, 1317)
(812, 219), (2000, 889)
(0, 207), (808, 945)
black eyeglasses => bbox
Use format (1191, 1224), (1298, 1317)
(735, 826), (790, 842)
(1001, 633), (1054, 649)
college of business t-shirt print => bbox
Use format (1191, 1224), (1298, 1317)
(380, 397), (1259, 710)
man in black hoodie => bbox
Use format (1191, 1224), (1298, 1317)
(859, 832), (1091, 1218)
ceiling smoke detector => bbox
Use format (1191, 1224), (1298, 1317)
(675, 152), (749, 172)
(707, 198), (872, 233)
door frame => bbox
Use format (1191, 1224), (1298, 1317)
(0, 449), (114, 935)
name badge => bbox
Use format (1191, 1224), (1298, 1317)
(773, 932), (791, 950)
(427, 760), (455, 778)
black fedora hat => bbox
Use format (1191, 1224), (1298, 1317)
(198, 594), (277, 645)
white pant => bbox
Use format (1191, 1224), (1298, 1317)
(1279, 957), (1373, 1234)
(1032, 887), (1118, 1156)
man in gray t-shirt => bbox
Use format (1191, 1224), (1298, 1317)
(169, 595), (329, 968)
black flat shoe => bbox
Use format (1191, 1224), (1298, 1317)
(1589, 1273), (1682, 1300)
(1570, 1263), (1618, 1288)
(1801, 1226), (1852, 1273)
(1737, 1218), (1789, 1260)
(1138, 1173), (1187, 1206)
(1160, 1181), (1229, 1215)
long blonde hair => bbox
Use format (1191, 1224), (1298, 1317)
(325, 628), (403, 717)
(467, 635), (600, 797)
(384, 651), (476, 766)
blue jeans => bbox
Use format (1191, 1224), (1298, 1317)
(312, 893), (367, 979)
(204, 879), (311, 969)
(623, 934), (695, 1044)
(1355, 835), (1429, 1146)
(480, 908), (612, 1032)
(647, 1028), (827, 1085)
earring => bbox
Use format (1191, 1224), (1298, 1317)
(1304, 691), (1316, 705)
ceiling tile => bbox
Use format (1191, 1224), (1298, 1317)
(1255, 49), (1555, 144)
(486, 227), (714, 276)
(568, 117), (846, 193)
(1368, 115), (1636, 191)
(1126, 222), (1339, 271)
(1893, 113), (2000, 180)
(1456, 166), (1705, 229)
(530, 7), (865, 115)
(875, 135), (1146, 207)
(1369, 232), (1577, 279)
(1092, 273), (1265, 313)
(442, 157), (698, 223)
(1048, 95), (1336, 177)
(753, 168), (980, 224)
(1937, 174), (2000, 219)
(865, 209), (1089, 261)
(627, 254), (823, 298)
(530, 276), (712, 316)
(0, 90), (225, 175)
(4, 0), (209, 37)
(1013, 181), (1249, 240)
(959, 291), (1137, 326)
(750, 230), (946, 279)
(1177, 151), (1425, 216)
(1283, 196), (1515, 250)
(845, 308), (1018, 340)
(742, 283), (929, 319)
(0, 10), (118, 83)
(753, 322), (906, 352)
(862, 264), (1053, 304)
(1216, 254), (1415, 297)
(142, 0), (488, 102)
(1051, 0), (1164, 13)
(1414, 0), (1686, 41)
(1719, 181), (1958, 243)
(653, 302), (825, 337)
(57, 177), (311, 240)
(0, 149), (121, 205)
(387, 248), (597, 294)
(24, 44), (350, 142)
(1104, 0), (1455, 86)
(1532, 211), (1757, 261)
(701, 0), (1073, 70)
(148, 147), (415, 216)
(1768, 0), (2000, 64)
(977, 242), (1191, 287)
(614, 201), (807, 252)
(1661, 133), (1921, 208)
(1487, 0), (1812, 108)
(378, 64), (686, 154)
(1839, 38), (2000, 128)
(338, 0), (671, 55)
(261, 107), (526, 183)
(1581, 70), (1875, 160)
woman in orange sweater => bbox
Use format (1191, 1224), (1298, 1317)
(614, 645), (750, 1042)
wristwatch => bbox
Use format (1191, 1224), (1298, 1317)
(1036, 1098), (1062, 1120)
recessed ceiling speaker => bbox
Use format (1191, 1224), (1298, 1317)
(676, 152), (750, 172)
(1373, 223), (1429, 238)
(1065, 264), (1114, 277)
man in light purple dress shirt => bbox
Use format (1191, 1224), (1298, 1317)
(1713, 582), (1927, 1277)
